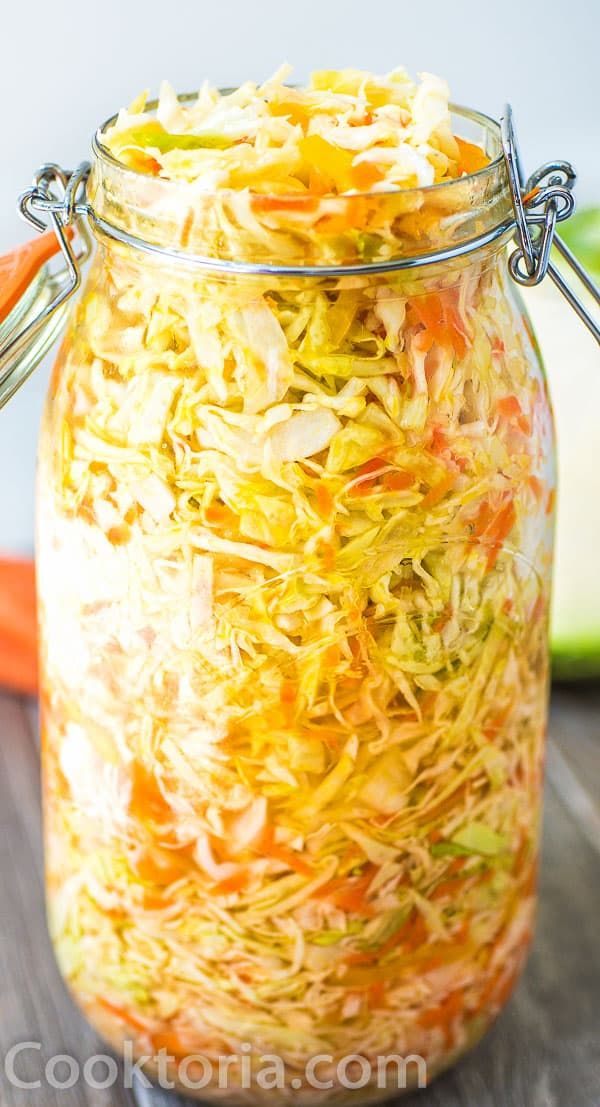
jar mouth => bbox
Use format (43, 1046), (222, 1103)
(87, 96), (512, 271)
(93, 96), (505, 201)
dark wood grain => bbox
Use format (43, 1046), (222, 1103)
(0, 688), (598, 1107)
(546, 685), (600, 854)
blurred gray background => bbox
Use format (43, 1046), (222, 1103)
(1, 0), (596, 554)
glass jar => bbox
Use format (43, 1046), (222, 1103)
(8, 103), (560, 1102)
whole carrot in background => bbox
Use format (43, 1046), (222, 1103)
(0, 557), (37, 696)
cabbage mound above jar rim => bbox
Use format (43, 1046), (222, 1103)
(101, 66), (490, 195)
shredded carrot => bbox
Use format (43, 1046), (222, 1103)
(413, 328), (435, 354)
(260, 827), (314, 877)
(418, 988), (464, 1047)
(350, 161), (385, 190)
(472, 499), (495, 537)
(127, 150), (161, 175)
(130, 763), (173, 824)
(316, 864), (378, 916)
(302, 726), (343, 750)
(475, 940), (530, 1015)
(383, 470), (413, 491)
(98, 997), (151, 1034)
(319, 539), (336, 570)
(280, 679), (296, 704)
(215, 870), (249, 894)
(522, 185), (540, 206)
(266, 100), (311, 130)
(454, 136), (490, 176)
(429, 425), (449, 454)
(107, 524), (131, 546)
(412, 289), (467, 357)
(142, 891), (170, 910)
(344, 906), (429, 966)
(431, 604), (452, 634)
(497, 394), (522, 420)
(279, 678), (296, 724)
(472, 494), (516, 570)
(315, 481), (334, 515)
(150, 1031), (192, 1058)
(316, 197), (368, 234)
(205, 502), (238, 527)
(421, 471), (454, 510)
(528, 475), (544, 501)
(452, 451), (469, 473)
(251, 193), (318, 214)
(485, 499), (516, 570)
(368, 980), (387, 1008)
(497, 394), (531, 435)
(400, 910), (429, 950)
(483, 704), (512, 740)
(487, 499), (516, 543)
(134, 848), (190, 886)
(430, 875), (467, 901)
(268, 844), (313, 877)
(453, 917), (471, 945)
(350, 456), (387, 495)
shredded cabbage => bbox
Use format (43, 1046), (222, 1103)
(103, 68), (464, 193)
(38, 68), (554, 1103)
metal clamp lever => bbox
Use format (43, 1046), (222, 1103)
(502, 105), (600, 344)
(0, 163), (92, 408)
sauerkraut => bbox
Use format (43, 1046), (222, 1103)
(37, 68), (554, 1103)
(103, 67), (482, 190)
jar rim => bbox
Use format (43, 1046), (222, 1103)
(87, 95), (513, 272)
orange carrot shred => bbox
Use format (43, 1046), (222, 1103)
(383, 470), (413, 491)
(421, 471), (454, 510)
(98, 998), (151, 1034)
(215, 871), (248, 894)
(315, 482), (334, 515)
(454, 136), (490, 176)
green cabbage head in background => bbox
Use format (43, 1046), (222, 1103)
(525, 209), (600, 677)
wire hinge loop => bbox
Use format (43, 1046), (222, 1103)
(502, 106), (599, 343)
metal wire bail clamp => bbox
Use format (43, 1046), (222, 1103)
(0, 163), (92, 407)
(501, 105), (600, 343)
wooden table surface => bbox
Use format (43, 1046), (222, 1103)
(1, 686), (599, 1107)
